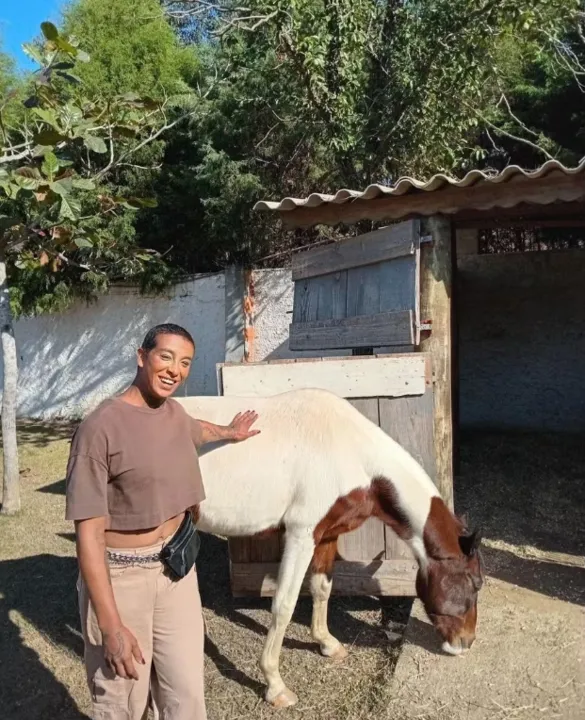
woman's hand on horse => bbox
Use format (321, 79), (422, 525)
(102, 624), (145, 680)
(228, 410), (260, 441)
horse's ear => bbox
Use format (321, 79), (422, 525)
(458, 512), (470, 530)
(459, 527), (483, 556)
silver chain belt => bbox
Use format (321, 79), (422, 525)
(107, 549), (162, 566)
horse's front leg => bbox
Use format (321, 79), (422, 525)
(309, 538), (348, 661)
(260, 529), (315, 708)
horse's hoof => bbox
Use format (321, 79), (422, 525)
(268, 688), (298, 708)
(322, 643), (348, 662)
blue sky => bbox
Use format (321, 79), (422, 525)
(1, 0), (65, 70)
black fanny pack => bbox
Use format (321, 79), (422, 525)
(160, 512), (201, 580)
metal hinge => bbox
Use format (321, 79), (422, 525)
(419, 234), (433, 244)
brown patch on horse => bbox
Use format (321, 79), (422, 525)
(371, 476), (413, 540)
(313, 488), (375, 545)
(423, 496), (463, 559)
(313, 476), (413, 548)
(311, 538), (339, 578)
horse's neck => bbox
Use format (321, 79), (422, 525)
(368, 432), (449, 568)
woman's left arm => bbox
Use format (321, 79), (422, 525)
(195, 410), (260, 447)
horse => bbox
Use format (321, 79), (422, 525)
(176, 388), (483, 708)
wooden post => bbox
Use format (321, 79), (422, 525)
(419, 215), (454, 509)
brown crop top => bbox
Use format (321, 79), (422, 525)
(65, 396), (206, 531)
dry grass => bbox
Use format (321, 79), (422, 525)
(0, 421), (411, 720)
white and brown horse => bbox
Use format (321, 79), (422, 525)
(176, 388), (483, 708)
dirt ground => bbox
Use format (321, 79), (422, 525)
(0, 425), (583, 720)
(388, 431), (585, 720)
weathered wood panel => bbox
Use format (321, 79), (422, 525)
(379, 390), (436, 561)
(219, 354), (428, 398)
(231, 559), (417, 597)
(420, 215), (454, 509)
(337, 399), (385, 562)
(292, 222), (417, 281)
(222, 353), (434, 597)
(290, 221), (421, 351)
(289, 310), (414, 351)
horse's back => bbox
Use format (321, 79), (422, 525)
(175, 390), (373, 536)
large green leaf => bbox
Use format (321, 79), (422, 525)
(59, 196), (81, 221)
(72, 178), (96, 191)
(13, 176), (41, 191)
(55, 37), (78, 56)
(41, 22), (59, 41)
(32, 107), (60, 129)
(50, 178), (74, 196)
(57, 71), (82, 85)
(14, 167), (41, 179)
(83, 135), (108, 154)
(74, 237), (93, 249)
(41, 152), (60, 180)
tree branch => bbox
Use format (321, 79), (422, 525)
(0, 147), (33, 165)
(95, 110), (195, 181)
(473, 108), (555, 161)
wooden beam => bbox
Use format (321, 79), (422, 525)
(289, 310), (414, 350)
(419, 215), (454, 509)
(219, 353), (429, 398)
(278, 171), (585, 229)
(291, 221), (417, 280)
(455, 200), (585, 229)
(230, 559), (417, 597)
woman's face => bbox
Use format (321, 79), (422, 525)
(136, 333), (195, 401)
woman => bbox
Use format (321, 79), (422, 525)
(65, 323), (259, 720)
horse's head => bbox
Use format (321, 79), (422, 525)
(416, 513), (484, 656)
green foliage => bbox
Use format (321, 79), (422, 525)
(0, 22), (171, 317)
(62, 0), (201, 99)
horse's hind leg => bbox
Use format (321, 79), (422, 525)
(260, 528), (315, 708)
(310, 538), (348, 661)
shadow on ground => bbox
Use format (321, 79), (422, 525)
(0, 554), (88, 720)
(12, 420), (78, 448)
(455, 430), (585, 560)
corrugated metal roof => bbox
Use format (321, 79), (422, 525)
(253, 158), (585, 212)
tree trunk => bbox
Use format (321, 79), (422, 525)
(0, 251), (20, 515)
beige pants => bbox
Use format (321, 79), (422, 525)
(78, 539), (207, 720)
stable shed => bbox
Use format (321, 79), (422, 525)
(224, 159), (585, 597)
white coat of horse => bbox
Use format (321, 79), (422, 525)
(176, 388), (483, 708)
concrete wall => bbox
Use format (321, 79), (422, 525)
(252, 269), (345, 361)
(5, 252), (584, 429)
(2, 274), (226, 420)
(457, 250), (585, 433)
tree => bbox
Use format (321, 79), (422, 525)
(0, 22), (181, 514)
(151, 0), (583, 270)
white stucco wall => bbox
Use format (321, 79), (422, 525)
(252, 269), (347, 361)
(2, 274), (225, 420)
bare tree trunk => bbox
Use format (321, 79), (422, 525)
(0, 250), (20, 515)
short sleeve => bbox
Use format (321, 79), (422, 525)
(190, 418), (204, 449)
(65, 423), (110, 522)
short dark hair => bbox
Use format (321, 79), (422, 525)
(141, 323), (195, 352)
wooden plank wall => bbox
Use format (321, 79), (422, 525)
(290, 221), (421, 350)
(221, 355), (435, 597)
